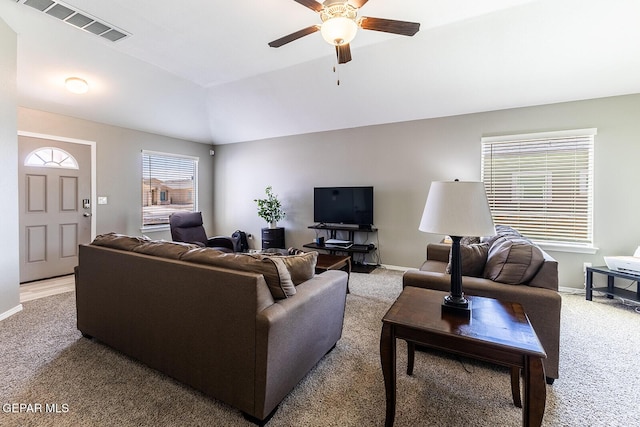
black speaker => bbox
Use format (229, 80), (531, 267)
(316, 236), (325, 246)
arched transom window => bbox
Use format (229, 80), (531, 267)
(24, 147), (79, 169)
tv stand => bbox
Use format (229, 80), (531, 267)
(304, 224), (378, 273)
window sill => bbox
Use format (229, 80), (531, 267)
(140, 224), (170, 233)
(535, 241), (598, 254)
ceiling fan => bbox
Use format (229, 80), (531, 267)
(268, 0), (420, 64)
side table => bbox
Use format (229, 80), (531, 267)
(315, 254), (351, 293)
(380, 287), (547, 427)
(586, 265), (640, 303)
(261, 227), (285, 250)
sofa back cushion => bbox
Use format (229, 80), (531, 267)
(91, 232), (150, 251)
(182, 249), (296, 299)
(484, 236), (545, 284)
(132, 240), (200, 259)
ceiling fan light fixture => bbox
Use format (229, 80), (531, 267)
(321, 17), (357, 46)
(65, 77), (89, 94)
(320, 3), (358, 46)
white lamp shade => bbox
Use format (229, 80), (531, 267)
(321, 17), (358, 46)
(419, 181), (496, 237)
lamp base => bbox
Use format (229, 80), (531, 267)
(442, 295), (472, 316)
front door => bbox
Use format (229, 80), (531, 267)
(18, 135), (92, 283)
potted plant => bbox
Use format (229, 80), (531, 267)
(254, 186), (285, 229)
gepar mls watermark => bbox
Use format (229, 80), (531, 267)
(2, 403), (69, 414)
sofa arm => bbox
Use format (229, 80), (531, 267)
(426, 243), (451, 263)
(404, 268), (455, 290)
(528, 256), (559, 291)
(253, 270), (348, 419)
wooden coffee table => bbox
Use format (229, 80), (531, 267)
(380, 287), (546, 427)
(315, 254), (351, 293)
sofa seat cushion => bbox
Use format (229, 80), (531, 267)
(91, 232), (150, 251)
(484, 236), (545, 284)
(445, 243), (490, 278)
(182, 248), (295, 299)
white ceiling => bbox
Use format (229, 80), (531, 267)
(1, 0), (640, 144)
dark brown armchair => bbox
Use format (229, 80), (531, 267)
(169, 211), (235, 252)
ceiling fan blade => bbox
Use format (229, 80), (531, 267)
(268, 25), (320, 48)
(336, 43), (352, 64)
(349, 0), (369, 8)
(359, 17), (420, 36)
(294, 0), (324, 12)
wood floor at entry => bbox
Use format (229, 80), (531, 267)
(20, 274), (74, 303)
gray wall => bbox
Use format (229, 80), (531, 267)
(16, 108), (215, 241)
(5, 85), (639, 298)
(0, 18), (20, 318)
(213, 93), (640, 290)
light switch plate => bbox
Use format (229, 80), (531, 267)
(98, 196), (108, 205)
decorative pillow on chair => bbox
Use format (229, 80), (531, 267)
(445, 243), (490, 278)
(484, 237), (544, 284)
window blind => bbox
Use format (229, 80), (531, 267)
(481, 130), (595, 246)
(141, 151), (198, 227)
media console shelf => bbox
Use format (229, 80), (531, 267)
(585, 266), (640, 303)
(303, 224), (378, 273)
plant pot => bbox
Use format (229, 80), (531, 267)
(269, 221), (277, 229)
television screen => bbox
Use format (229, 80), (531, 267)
(314, 186), (374, 226)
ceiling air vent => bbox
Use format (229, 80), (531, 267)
(17, 0), (130, 42)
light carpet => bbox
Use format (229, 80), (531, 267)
(1, 269), (640, 426)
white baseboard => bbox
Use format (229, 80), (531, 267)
(559, 286), (585, 294)
(0, 304), (23, 322)
(379, 264), (411, 272)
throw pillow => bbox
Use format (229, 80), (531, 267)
(445, 243), (489, 277)
(91, 232), (150, 251)
(483, 237), (544, 284)
(262, 251), (318, 285)
(182, 249), (296, 299)
(481, 225), (524, 246)
(460, 236), (481, 245)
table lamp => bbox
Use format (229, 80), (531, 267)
(419, 180), (496, 315)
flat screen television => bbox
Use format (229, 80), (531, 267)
(314, 186), (374, 227)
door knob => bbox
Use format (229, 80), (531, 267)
(83, 212), (92, 217)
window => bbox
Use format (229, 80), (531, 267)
(141, 150), (198, 228)
(481, 129), (595, 249)
(25, 147), (79, 169)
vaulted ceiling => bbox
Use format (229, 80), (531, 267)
(2, 0), (639, 144)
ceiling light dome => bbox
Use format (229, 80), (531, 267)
(320, 3), (358, 46)
(65, 77), (89, 94)
(321, 17), (358, 46)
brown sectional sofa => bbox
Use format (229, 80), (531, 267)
(403, 227), (561, 383)
(75, 233), (348, 423)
